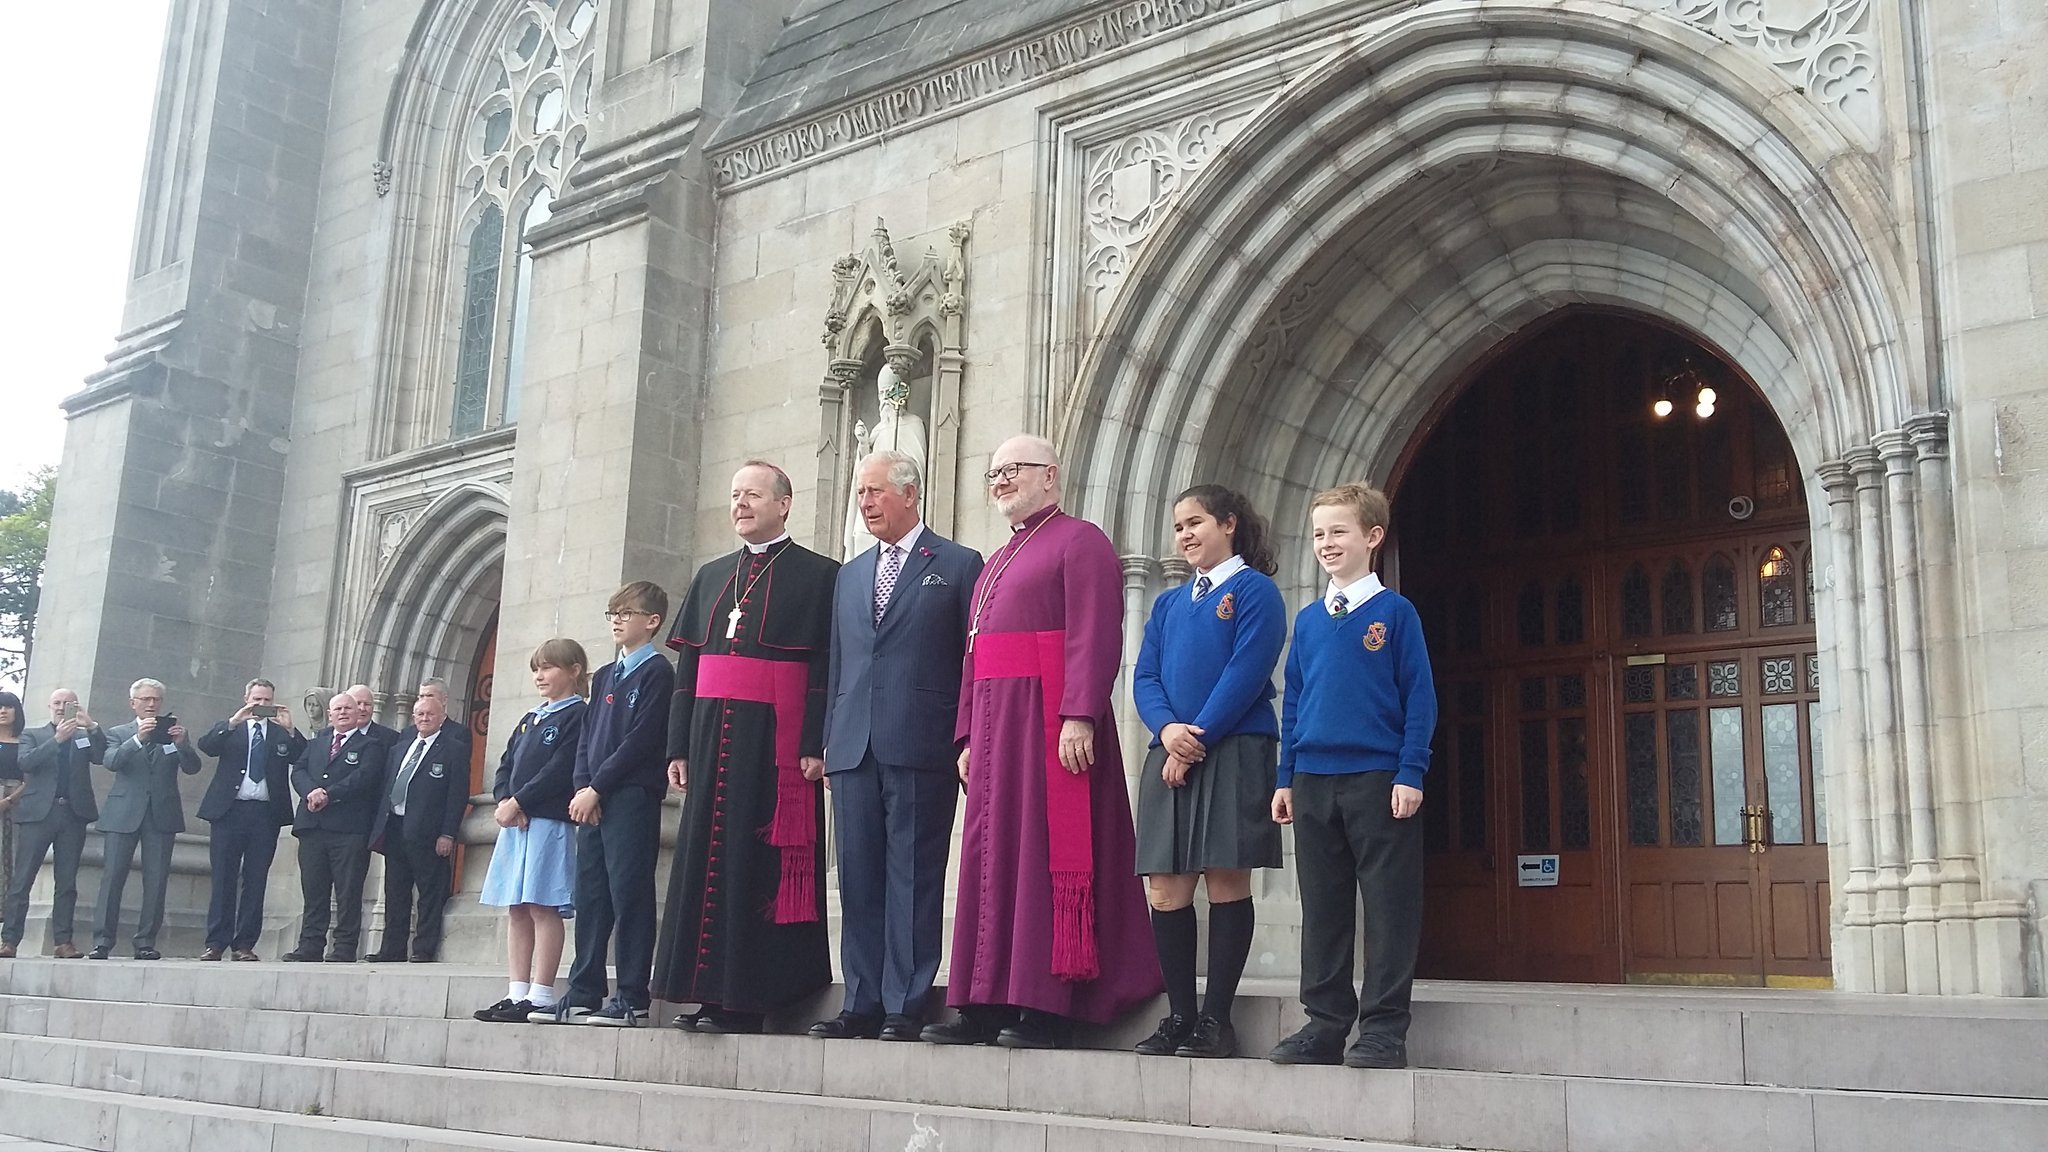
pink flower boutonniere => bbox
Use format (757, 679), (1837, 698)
(918, 546), (933, 557)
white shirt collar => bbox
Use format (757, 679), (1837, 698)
(1326, 571), (1385, 612)
(877, 521), (924, 559)
(1191, 555), (1246, 599)
(744, 532), (790, 554)
(413, 728), (439, 749)
(333, 728), (358, 741)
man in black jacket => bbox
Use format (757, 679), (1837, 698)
(195, 679), (308, 961)
(286, 692), (384, 962)
(348, 684), (402, 749)
(366, 692), (471, 962)
(1, 689), (107, 959)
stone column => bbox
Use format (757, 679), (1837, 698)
(1118, 554), (1159, 802)
(1874, 430), (1942, 992)
(1848, 448), (1909, 992)
(813, 358), (863, 545)
(1817, 461), (1875, 990)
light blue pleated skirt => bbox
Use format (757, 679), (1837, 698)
(479, 818), (576, 916)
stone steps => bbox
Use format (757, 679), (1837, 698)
(4, 959), (2048, 1152)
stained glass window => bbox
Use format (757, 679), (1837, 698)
(1754, 417), (1796, 508)
(451, 204), (504, 438)
(1559, 717), (1590, 850)
(1762, 703), (1803, 844)
(1622, 563), (1652, 638)
(1703, 554), (1739, 631)
(1666, 662), (1699, 701)
(1710, 707), (1746, 846)
(1669, 709), (1704, 846)
(1556, 575), (1585, 645)
(1811, 707), (1828, 844)
(1807, 653), (1821, 695)
(1804, 553), (1818, 622)
(1661, 558), (1693, 635)
(1623, 665), (1656, 704)
(1557, 673), (1587, 710)
(1520, 676), (1547, 713)
(1762, 656), (1797, 695)
(1626, 712), (1660, 846)
(1708, 659), (1741, 697)
(1520, 720), (1551, 852)
(1761, 545), (1798, 626)
(1518, 580), (1546, 647)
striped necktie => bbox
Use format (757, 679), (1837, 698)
(1330, 591), (1350, 618)
(1193, 575), (1212, 601)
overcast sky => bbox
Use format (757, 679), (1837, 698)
(1, 1), (173, 493)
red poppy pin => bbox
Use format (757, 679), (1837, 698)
(1215, 592), (1236, 620)
(605, 693), (615, 704)
(918, 546), (933, 557)
(1363, 621), (1388, 651)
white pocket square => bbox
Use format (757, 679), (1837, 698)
(921, 573), (947, 586)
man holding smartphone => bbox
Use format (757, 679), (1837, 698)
(1, 689), (106, 959)
(93, 678), (202, 960)
(196, 679), (308, 960)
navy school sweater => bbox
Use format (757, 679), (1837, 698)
(1132, 568), (1286, 744)
(493, 698), (587, 824)
(1278, 588), (1438, 789)
(575, 650), (676, 796)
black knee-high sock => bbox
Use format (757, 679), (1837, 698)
(1203, 897), (1255, 1022)
(1151, 905), (1199, 1019)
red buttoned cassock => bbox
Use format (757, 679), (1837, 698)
(650, 537), (838, 1015)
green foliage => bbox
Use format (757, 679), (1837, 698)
(0, 468), (54, 682)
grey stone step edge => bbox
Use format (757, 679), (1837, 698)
(4, 1027), (2046, 1152)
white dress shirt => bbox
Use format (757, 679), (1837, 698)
(874, 521), (926, 597)
(391, 729), (440, 816)
(1190, 554), (1247, 602)
(235, 720), (271, 802)
(1325, 571), (1386, 616)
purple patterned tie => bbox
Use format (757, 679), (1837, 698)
(875, 545), (904, 624)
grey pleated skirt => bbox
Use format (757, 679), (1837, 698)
(1134, 732), (1283, 874)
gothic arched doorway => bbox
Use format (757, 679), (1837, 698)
(1396, 309), (1826, 986)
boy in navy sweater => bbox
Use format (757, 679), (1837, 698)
(1269, 483), (1437, 1069)
(551, 581), (675, 1025)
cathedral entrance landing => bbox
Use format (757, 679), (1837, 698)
(1397, 311), (1828, 986)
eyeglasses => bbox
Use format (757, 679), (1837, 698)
(604, 610), (653, 622)
(984, 462), (1052, 483)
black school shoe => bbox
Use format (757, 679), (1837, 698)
(879, 1014), (922, 1042)
(1135, 1013), (1194, 1056)
(474, 998), (539, 1023)
(920, 1015), (1003, 1046)
(1343, 1033), (1408, 1069)
(1175, 1014), (1237, 1059)
(694, 1008), (764, 1035)
(1267, 1026), (1344, 1066)
(808, 1011), (881, 1039)
(996, 1010), (1073, 1050)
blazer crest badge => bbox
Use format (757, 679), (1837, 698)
(1363, 621), (1388, 652)
(1215, 592), (1236, 621)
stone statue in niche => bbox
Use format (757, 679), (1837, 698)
(841, 357), (928, 559)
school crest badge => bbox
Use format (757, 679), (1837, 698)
(627, 688), (640, 707)
(428, 764), (445, 779)
(541, 725), (559, 746)
(1215, 592), (1236, 621)
(1363, 622), (1388, 652)
(344, 750), (360, 765)
(274, 743), (290, 756)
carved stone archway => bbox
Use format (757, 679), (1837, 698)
(354, 481), (509, 726)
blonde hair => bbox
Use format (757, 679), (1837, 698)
(529, 637), (592, 697)
(1309, 483), (1392, 536)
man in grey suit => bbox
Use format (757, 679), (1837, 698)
(0, 688), (108, 958)
(93, 678), (202, 960)
(810, 451), (984, 1041)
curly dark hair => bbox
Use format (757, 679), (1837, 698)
(1174, 484), (1277, 575)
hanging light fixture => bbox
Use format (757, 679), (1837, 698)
(1657, 356), (1718, 420)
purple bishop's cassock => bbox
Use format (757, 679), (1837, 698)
(949, 504), (1162, 1023)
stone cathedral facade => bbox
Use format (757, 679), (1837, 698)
(29, 0), (2048, 997)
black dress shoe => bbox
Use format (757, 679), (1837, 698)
(879, 1014), (922, 1042)
(86, 946), (110, 961)
(132, 948), (162, 961)
(695, 1008), (764, 1035)
(808, 1011), (882, 1039)
(409, 953), (437, 963)
(1343, 1033), (1408, 1069)
(364, 950), (408, 963)
(325, 951), (357, 963)
(1135, 1013), (1194, 1056)
(997, 1010), (1073, 1050)
(920, 1015), (1003, 1046)
(670, 1009), (709, 1031)
(1268, 1026), (1345, 1066)
(1175, 1014), (1237, 1059)
(280, 948), (323, 963)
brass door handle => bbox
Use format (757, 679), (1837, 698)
(1741, 805), (1770, 854)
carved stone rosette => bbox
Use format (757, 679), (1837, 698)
(813, 218), (970, 544)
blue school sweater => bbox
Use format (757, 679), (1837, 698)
(1277, 590), (1437, 790)
(493, 696), (587, 824)
(575, 646), (676, 796)
(1133, 568), (1286, 744)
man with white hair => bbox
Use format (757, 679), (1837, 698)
(348, 683), (401, 749)
(924, 435), (1159, 1048)
(91, 678), (202, 960)
(286, 691), (384, 962)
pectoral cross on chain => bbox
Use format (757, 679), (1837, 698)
(726, 607), (744, 640)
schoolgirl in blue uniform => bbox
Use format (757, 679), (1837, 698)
(1131, 484), (1287, 1059)
(473, 638), (589, 1024)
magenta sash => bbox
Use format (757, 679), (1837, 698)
(972, 629), (1098, 981)
(696, 654), (816, 924)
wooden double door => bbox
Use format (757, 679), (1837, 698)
(1399, 310), (1830, 985)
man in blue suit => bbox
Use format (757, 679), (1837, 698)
(811, 450), (983, 1042)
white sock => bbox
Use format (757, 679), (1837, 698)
(508, 981), (530, 1002)
(528, 983), (558, 1008)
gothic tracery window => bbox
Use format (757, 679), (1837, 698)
(447, 0), (599, 439)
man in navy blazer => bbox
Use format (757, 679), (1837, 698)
(195, 678), (308, 961)
(812, 450), (984, 1041)
(365, 692), (471, 962)
(286, 692), (385, 962)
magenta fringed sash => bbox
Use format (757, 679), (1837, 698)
(696, 654), (817, 924)
(972, 629), (1098, 982)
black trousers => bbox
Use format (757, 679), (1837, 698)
(379, 813), (453, 959)
(567, 785), (662, 1009)
(96, 827), (176, 952)
(1292, 771), (1424, 1042)
(205, 801), (281, 951)
(3, 804), (89, 946)
(830, 754), (958, 1018)
(296, 830), (371, 954)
